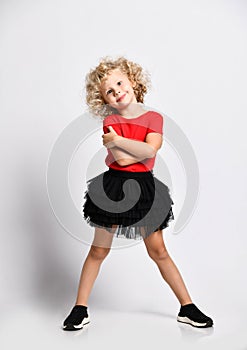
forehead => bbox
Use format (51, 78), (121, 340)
(100, 69), (128, 88)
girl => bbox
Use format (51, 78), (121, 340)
(62, 56), (213, 331)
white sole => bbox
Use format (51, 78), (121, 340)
(177, 316), (208, 327)
(63, 316), (90, 330)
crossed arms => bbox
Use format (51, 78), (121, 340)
(102, 126), (163, 166)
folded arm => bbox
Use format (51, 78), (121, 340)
(109, 134), (163, 166)
(113, 137), (155, 158)
(109, 146), (148, 166)
(102, 125), (163, 166)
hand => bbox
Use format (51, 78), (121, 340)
(102, 126), (122, 149)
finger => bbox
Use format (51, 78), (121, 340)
(108, 126), (116, 133)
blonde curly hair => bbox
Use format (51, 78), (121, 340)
(84, 56), (152, 120)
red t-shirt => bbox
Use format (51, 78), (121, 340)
(103, 110), (163, 172)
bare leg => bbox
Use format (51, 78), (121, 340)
(75, 226), (116, 306)
(143, 229), (193, 306)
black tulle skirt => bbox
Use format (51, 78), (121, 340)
(82, 168), (174, 240)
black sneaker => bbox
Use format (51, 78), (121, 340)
(63, 305), (90, 331)
(177, 303), (213, 328)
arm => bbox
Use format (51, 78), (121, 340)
(109, 133), (163, 166)
(111, 114), (164, 159)
(113, 136), (155, 159)
(109, 146), (148, 166)
(102, 125), (163, 166)
(113, 132), (163, 160)
(103, 125), (154, 161)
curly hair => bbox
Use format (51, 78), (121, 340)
(84, 55), (152, 120)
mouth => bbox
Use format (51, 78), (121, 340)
(117, 94), (126, 102)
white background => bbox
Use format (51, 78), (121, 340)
(1, 0), (247, 349)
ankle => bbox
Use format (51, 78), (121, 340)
(75, 303), (88, 308)
(181, 301), (193, 307)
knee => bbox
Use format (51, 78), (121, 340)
(89, 245), (111, 261)
(147, 247), (169, 262)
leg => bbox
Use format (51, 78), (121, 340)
(75, 225), (117, 306)
(143, 229), (192, 306)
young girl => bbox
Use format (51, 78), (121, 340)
(62, 56), (213, 330)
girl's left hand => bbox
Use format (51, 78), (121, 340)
(102, 126), (121, 148)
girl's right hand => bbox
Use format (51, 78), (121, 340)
(102, 126), (122, 148)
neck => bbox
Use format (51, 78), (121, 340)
(117, 103), (146, 118)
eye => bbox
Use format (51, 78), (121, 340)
(117, 81), (122, 85)
(106, 89), (112, 95)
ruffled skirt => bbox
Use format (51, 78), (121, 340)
(82, 168), (174, 240)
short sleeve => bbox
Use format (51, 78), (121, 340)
(146, 112), (163, 135)
(103, 125), (109, 134)
(103, 116), (110, 134)
(103, 115), (122, 136)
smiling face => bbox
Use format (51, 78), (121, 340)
(99, 69), (137, 111)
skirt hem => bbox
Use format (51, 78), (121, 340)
(83, 207), (175, 240)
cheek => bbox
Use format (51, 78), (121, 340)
(107, 95), (115, 102)
(105, 95), (117, 106)
(103, 94), (112, 103)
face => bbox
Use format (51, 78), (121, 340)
(99, 69), (137, 110)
